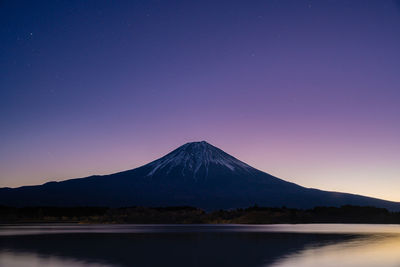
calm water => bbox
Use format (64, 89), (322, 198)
(1, 224), (400, 267)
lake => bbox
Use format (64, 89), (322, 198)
(1, 224), (400, 267)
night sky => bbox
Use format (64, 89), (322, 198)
(1, 0), (399, 201)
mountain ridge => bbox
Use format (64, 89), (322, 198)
(1, 141), (400, 211)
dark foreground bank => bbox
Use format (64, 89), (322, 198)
(1, 205), (400, 224)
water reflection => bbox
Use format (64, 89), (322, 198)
(0, 224), (399, 267)
(0, 251), (111, 267)
(270, 234), (400, 267)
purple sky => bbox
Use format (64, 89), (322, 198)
(1, 0), (399, 201)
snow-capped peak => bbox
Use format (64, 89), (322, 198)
(146, 141), (255, 177)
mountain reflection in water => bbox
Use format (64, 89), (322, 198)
(0, 224), (399, 267)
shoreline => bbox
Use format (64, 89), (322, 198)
(2, 205), (400, 225)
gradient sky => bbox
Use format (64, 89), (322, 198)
(1, 0), (399, 201)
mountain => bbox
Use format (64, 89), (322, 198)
(1, 141), (400, 211)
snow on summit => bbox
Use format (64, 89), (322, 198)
(146, 141), (254, 177)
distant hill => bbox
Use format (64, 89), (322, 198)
(1, 141), (399, 211)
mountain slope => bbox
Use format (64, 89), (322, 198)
(1, 141), (399, 211)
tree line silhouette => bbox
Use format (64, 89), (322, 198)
(1, 205), (400, 224)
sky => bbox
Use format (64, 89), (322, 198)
(0, 0), (399, 202)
